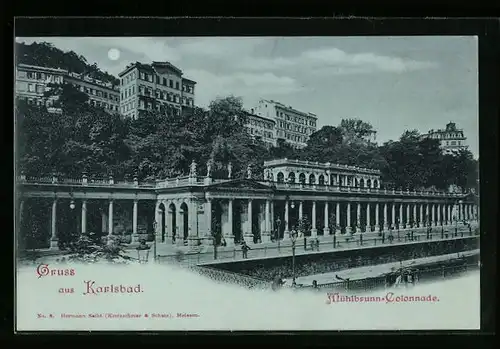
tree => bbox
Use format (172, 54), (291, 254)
(339, 118), (376, 143)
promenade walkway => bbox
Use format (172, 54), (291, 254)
(145, 225), (478, 266)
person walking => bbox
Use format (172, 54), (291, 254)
(241, 241), (251, 259)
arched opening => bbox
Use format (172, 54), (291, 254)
(299, 173), (306, 184)
(277, 172), (285, 183)
(367, 179), (372, 188)
(374, 179), (379, 188)
(318, 174), (325, 186)
(180, 202), (189, 241)
(354, 178), (358, 187)
(309, 174), (316, 185)
(288, 172), (296, 183)
(168, 203), (176, 242)
(158, 202), (166, 242)
(359, 178), (365, 188)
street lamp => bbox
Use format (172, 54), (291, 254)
(152, 221), (158, 262)
(290, 228), (298, 287)
(69, 200), (76, 210)
(275, 217), (282, 249)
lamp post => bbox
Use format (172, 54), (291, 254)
(290, 228), (298, 287)
(152, 221), (157, 262)
(276, 217), (282, 251)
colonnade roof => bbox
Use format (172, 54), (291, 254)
(263, 158), (380, 175)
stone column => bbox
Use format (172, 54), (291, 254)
(405, 203), (410, 226)
(154, 201), (162, 235)
(324, 202), (330, 235)
(346, 202), (351, 230)
(447, 204), (451, 225)
(206, 199), (213, 237)
(227, 199), (235, 245)
(415, 203), (425, 227)
(459, 202), (463, 221)
(468, 204), (472, 221)
(431, 204), (435, 226)
(262, 199), (271, 242)
(189, 199), (198, 238)
(245, 199), (253, 241)
(284, 200), (290, 235)
(356, 202), (361, 228)
(366, 203), (371, 229)
(298, 201), (303, 221)
(108, 199), (114, 236)
(176, 203), (184, 246)
(132, 199), (139, 242)
(383, 203), (388, 229)
(50, 198), (58, 249)
(81, 200), (87, 234)
(391, 203), (396, 226)
(335, 202), (340, 227)
(375, 203), (379, 228)
(425, 204), (430, 226)
(399, 203), (403, 228)
(311, 201), (317, 236)
(437, 203), (441, 225)
(412, 203), (417, 226)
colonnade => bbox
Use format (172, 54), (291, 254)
(17, 196), (479, 249)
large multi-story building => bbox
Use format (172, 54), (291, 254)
(15, 64), (66, 107)
(242, 109), (276, 148)
(15, 63), (120, 114)
(65, 73), (120, 113)
(254, 99), (318, 149)
(118, 61), (196, 120)
(420, 122), (468, 155)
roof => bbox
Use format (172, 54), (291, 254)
(243, 110), (275, 124)
(182, 77), (197, 85)
(260, 99), (317, 119)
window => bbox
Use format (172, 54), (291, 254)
(36, 84), (44, 93)
(163, 77), (167, 86)
(156, 76), (160, 84)
(175, 81), (179, 90)
(28, 83), (35, 92)
(147, 74), (153, 83)
(169, 80), (173, 88)
(18, 71), (26, 78)
(132, 86), (135, 94)
(140, 72), (145, 80)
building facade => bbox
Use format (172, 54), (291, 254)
(17, 159), (478, 250)
(15, 64), (66, 108)
(118, 61), (196, 120)
(242, 109), (276, 147)
(254, 99), (318, 149)
(421, 122), (468, 155)
(65, 73), (120, 113)
(15, 63), (119, 114)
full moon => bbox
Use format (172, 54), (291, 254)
(107, 48), (120, 61)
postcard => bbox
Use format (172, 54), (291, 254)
(15, 33), (480, 331)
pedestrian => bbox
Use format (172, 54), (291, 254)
(304, 236), (307, 251)
(312, 280), (319, 290)
(241, 241), (251, 259)
(316, 238), (320, 251)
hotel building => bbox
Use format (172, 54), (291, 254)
(15, 63), (120, 114)
(254, 99), (318, 149)
(118, 61), (196, 120)
(420, 122), (468, 155)
(242, 109), (276, 148)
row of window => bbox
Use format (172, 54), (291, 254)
(285, 132), (307, 143)
(121, 70), (195, 94)
(138, 100), (181, 115)
(248, 118), (274, 129)
(17, 82), (45, 94)
(444, 140), (462, 146)
(248, 127), (274, 139)
(18, 70), (64, 84)
(276, 110), (316, 127)
(90, 99), (119, 111)
(75, 84), (119, 102)
(433, 132), (464, 139)
(277, 121), (314, 135)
